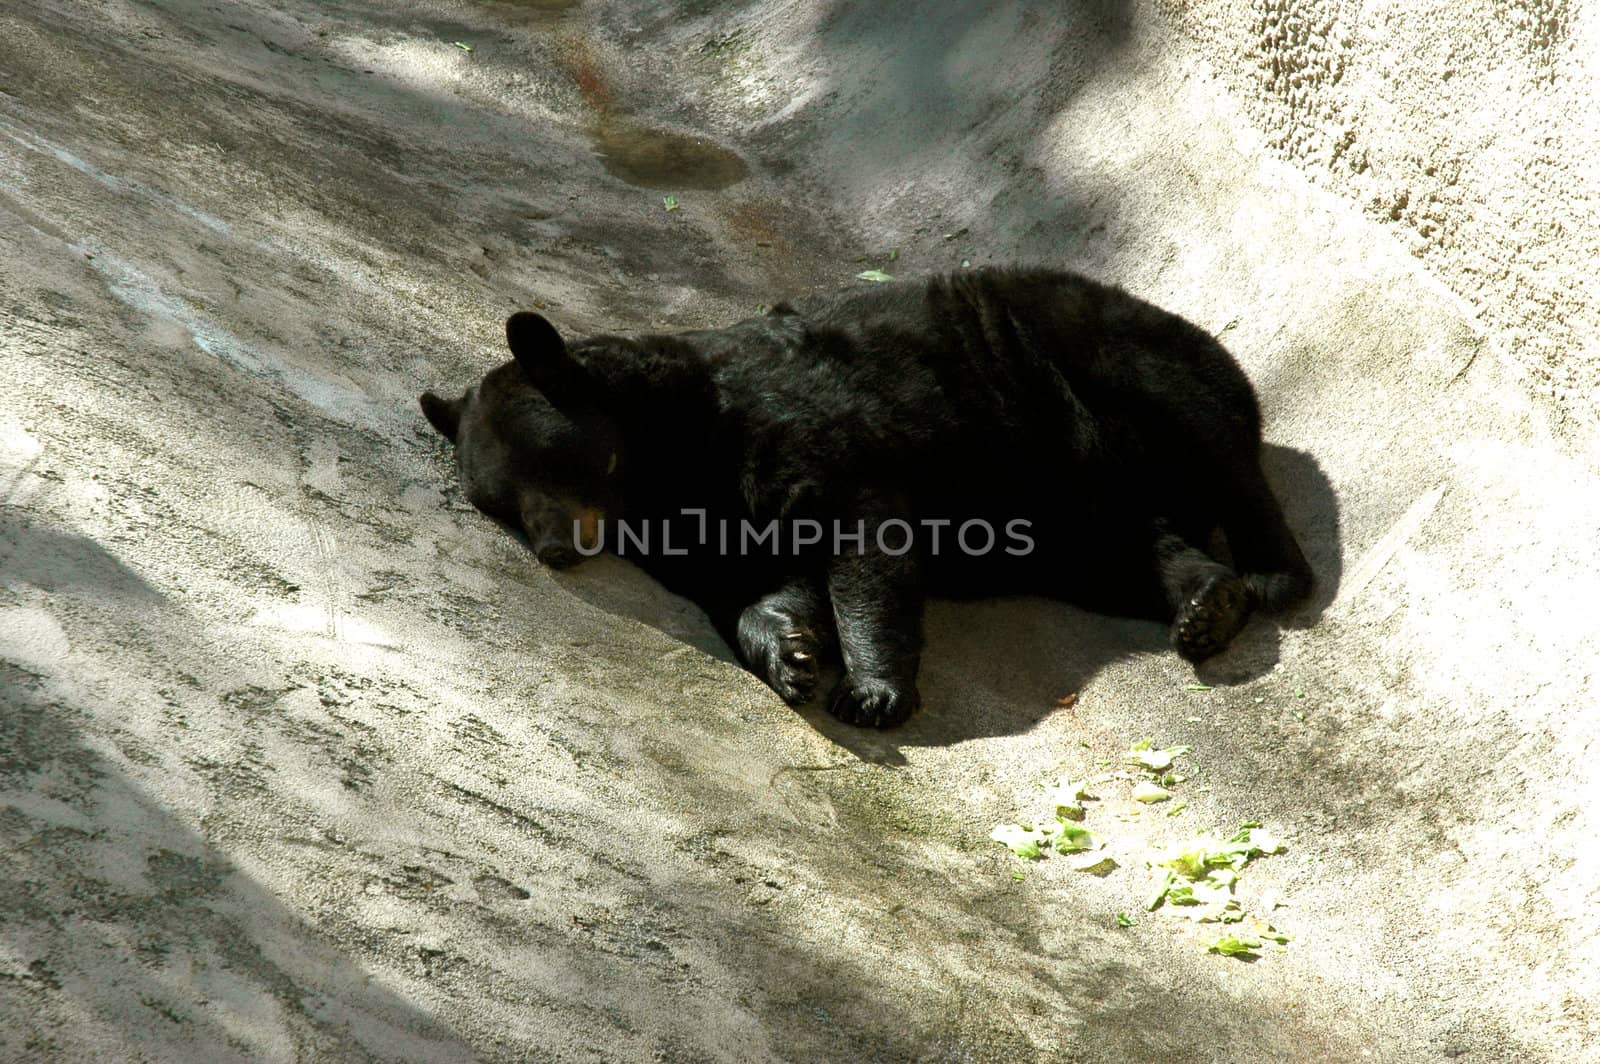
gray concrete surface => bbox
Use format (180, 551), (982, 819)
(3, 1), (1598, 1061)
(1162, 0), (1600, 427)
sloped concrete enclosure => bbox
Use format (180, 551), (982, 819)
(3, 1), (1598, 1061)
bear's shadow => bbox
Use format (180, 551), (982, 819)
(555, 444), (1340, 760)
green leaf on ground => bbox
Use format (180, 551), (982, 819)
(1147, 870), (1177, 910)
(1132, 781), (1172, 803)
(1047, 778), (1090, 821)
(1053, 823), (1099, 853)
(1207, 935), (1261, 957)
(990, 823), (1044, 860)
(1126, 744), (1191, 773)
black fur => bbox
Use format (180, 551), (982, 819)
(419, 267), (1313, 728)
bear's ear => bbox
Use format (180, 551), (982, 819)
(419, 391), (464, 442)
(506, 311), (595, 410)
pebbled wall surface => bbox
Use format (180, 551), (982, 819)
(1159, 0), (1599, 424)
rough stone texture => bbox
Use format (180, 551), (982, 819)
(1158, 0), (1600, 426)
(3, 1), (1598, 1062)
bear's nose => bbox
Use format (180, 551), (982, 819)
(536, 543), (580, 569)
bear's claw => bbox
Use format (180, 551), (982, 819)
(767, 629), (822, 705)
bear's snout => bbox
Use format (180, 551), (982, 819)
(535, 541), (581, 569)
(518, 493), (603, 569)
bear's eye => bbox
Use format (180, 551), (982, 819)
(605, 452), (618, 476)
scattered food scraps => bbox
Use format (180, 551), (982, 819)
(1146, 871), (1176, 911)
(856, 269), (894, 282)
(986, 740), (1294, 959)
(1207, 935), (1261, 958)
(1147, 823), (1287, 920)
(1053, 823), (1099, 853)
(1153, 825), (1284, 883)
(1133, 781), (1173, 803)
(1071, 854), (1117, 875)
(990, 823), (1045, 860)
(1125, 742), (1191, 773)
(1046, 778), (1090, 821)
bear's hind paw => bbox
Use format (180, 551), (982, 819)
(1171, 573), (1251, 662)
(828, 676), (919, 728)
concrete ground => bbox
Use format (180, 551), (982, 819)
(3, 1), (1598, 1061)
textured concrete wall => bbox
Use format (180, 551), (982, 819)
(1158, 0), (1599, 424)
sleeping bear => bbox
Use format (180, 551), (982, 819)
(419, 267), (1312, 728)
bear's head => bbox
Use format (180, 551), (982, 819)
(420, 312), (626, 569)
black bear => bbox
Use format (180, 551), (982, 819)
(419, 267), (1312, 728)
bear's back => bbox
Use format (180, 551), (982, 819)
(703, 269), (1259, 511)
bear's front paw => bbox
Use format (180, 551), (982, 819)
(1172, 573), (1252, 662)
(828, 675), (919, 729)
(739, 599), (830, 706)
(765, 629), (822, 705)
